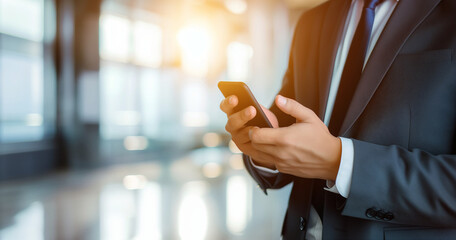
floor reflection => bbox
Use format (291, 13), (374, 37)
(0, 201), (44, 240)
(100, 182), (162, 240)
(0, 147), (291, 240)
(226, 175), (250, 235)
(178, 181), (208, 240)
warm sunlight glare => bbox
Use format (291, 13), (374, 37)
(224, 0), (248, 15)
(227, 42), (253, 80)
(177, 25), (212, 77)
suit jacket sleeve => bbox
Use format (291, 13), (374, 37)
(342, 139), (456, 227)
(242, 66), (295, 193)
(242, 26), (301, 192)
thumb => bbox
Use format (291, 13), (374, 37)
(275, 95), (317, 123)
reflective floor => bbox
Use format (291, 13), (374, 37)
(0, 147), (291, 240)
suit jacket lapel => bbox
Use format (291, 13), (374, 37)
(317, 0), (351, 119)
(339, 0), (441, 136)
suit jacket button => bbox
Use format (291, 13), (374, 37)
(365, 208), (377, 218)
(384, 212), (394, 221)
(375, 210), (386, 220)
(299, 217), (306, 231)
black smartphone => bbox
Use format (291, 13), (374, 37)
(218, 81), (273, 128)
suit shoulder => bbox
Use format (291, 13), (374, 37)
(295, 0), (332, 29)
(293, 0), (334, 38)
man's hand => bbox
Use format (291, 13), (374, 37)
(220, 95), (279, 169)
(249, 95), (342, 180)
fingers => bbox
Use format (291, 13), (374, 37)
(225, 106), (256, 133)
(249, 127), (281, 145)
(220, 95), (238, 115)
(275, 95), (318, 123)
(231, 127), (254, 144)
(242, 145), (278, 167)
(251, 142), (281, 159)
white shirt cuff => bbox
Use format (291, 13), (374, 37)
(248, 156), (279, 177)
(324, 137), (354, 198)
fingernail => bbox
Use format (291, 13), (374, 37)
(277, 95), (287, 106)
(228, 96), (234, 104)
(245, 107), (252, 117)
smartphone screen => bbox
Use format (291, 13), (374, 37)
(218, 81), (273, 128)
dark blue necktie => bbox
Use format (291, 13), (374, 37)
(329, 0), (382, 135)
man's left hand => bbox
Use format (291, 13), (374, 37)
(249, 95), (342, 181)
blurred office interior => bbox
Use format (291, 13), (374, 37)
(0, 0), (325, 239)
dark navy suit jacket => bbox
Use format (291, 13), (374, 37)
(243, 0), (456, 239)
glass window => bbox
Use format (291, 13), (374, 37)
(0, 50), (44, 142)
(133, 21), (162, 67)
(100, 62), (138, 139)
(227, 42), (253, 81)
(99, 5), (164, 145)
(99, 62), (162, 140)
(177, 24), (211, 78)
(0, 0), (54, 143)
(98, 0), (261, 150)
(139, 69), (161, 138)
(0, 0), (44, 42)
(99, 14), (130, 62)
(181, 81), (209, 128)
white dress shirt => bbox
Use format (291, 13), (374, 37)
(250, 0), (399, 239)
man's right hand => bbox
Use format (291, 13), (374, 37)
(220, 95), (278, 170)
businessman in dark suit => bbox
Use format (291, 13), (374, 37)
(220, 0), (456, 239)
